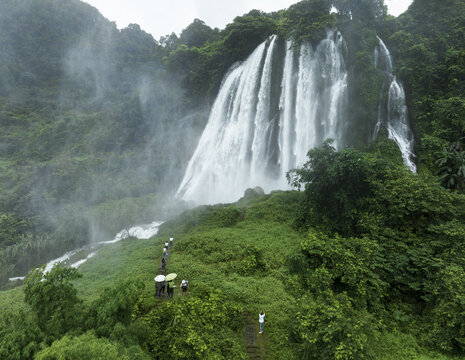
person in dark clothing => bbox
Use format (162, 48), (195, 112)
(161, 257), (166, 273)
(163, 247), (167, 259)
(155, 281), (160, 297)
(160, 280), (165, 295)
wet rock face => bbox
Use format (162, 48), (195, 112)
(242, 186), (265, 201)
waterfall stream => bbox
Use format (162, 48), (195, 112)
(8, 221), (163, 281)
(374, 37), (416, 172)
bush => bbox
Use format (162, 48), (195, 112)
(140, 290), (243, 359)
(34, 332), (149, 360)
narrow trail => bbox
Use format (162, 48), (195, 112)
(243, 312), (266, 360)
(155, 241), (173, 299)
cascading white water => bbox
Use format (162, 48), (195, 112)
(176, 31), (349, 204)
(176, 38), (270, 204)
(293, 31), (348, 167)
(250, 35), (278, 185)
(374, 37), (416, 172)
(278, 39), (296, 183)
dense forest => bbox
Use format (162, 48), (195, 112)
(1, 0), (465, 358)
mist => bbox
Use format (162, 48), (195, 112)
(0, 0), (207, 282)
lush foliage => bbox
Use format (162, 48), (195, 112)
(34, 332), (149, 360)
(385, 0), (465, 176)
(1, 179), (463, 359)
(24, 265), (84, 340)
(140, 290), (244, 359)
(289, 141), (465, 359)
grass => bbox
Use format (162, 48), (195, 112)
(73, 237), (164, 301)
(154, 191), (306, 359)
(0, 285), (26, 314)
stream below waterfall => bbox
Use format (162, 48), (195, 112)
(8, 221), (163, 282)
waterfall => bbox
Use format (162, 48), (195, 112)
(176, 31), (349, 204)
(374, 37), (416, 172)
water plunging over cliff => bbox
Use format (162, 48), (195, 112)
(176, 31), (349, 204)
(374, 37), (416, 172)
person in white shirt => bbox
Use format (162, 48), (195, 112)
(181, 277), (188, 295)
(259, 310), (265, 334)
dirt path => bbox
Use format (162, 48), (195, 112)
(243, 312), (266, 360)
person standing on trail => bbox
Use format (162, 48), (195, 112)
(169, 236), (174, 247)
(258, 310), (265, 334)
(165, 241), (169, 248)
(180, 277), (188, 295)
(163, 246), (167, 259)
(167, 281), (175, 298)
(160, 280), (165, 295)
(161, 257), (166, 273)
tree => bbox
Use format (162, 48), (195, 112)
(0, 213), (28, 247)
(140, 290), (243, 359)
(287, 139), (379, 235)
(179, 19), (219, 48)
(279, 0), (335, 44)
(87, 279), (144, 338)
(223, 10), (277, 60)
(24, 264), (83, 339)
(0, 310), (44, 360)
(295, 293), (378, 360)
(332, 0), (387, 20)
(436, 139), (465, 191)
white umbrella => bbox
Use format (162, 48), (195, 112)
(154, 275), (165, 282)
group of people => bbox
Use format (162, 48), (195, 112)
(161, 236), (174, 269)
(155, 276), (189, 298)
(156, 235), (266, 335)
(155, 235), (189, 298)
